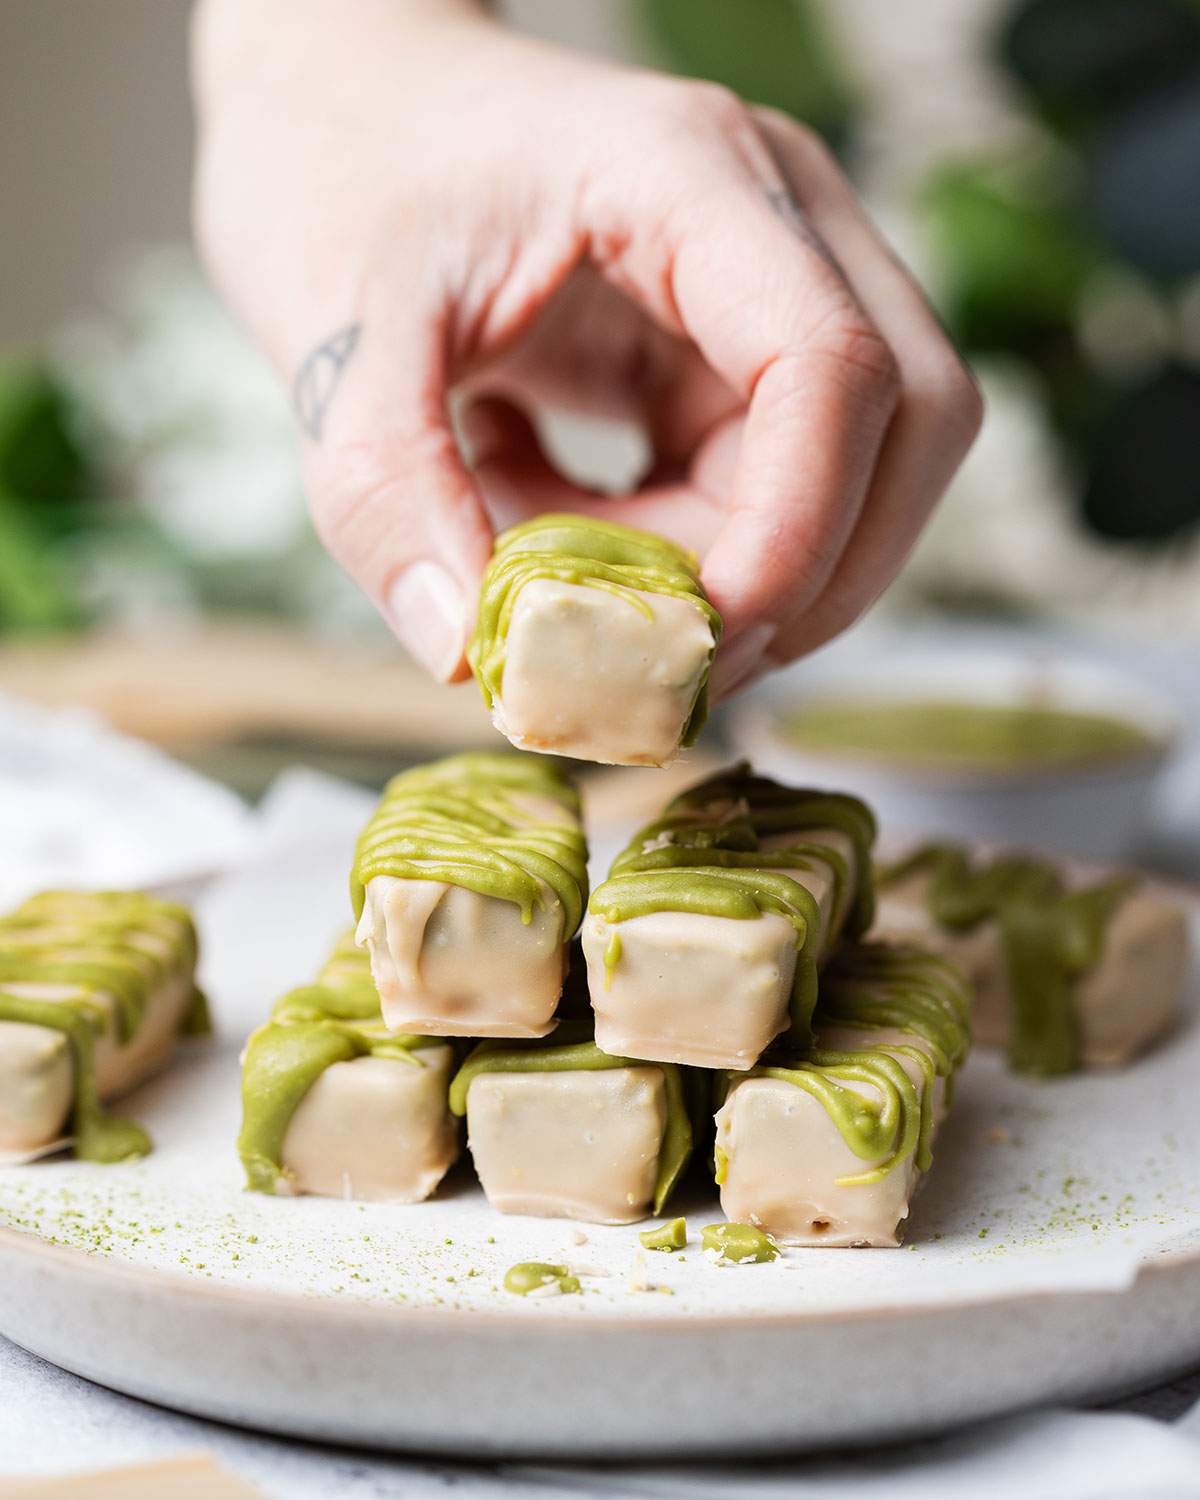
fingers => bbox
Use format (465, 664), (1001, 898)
(581, 84), (901, 672)
(749, 109), (984, 665)
(461, 395), (592, 531)
(461, 393), (728, 556)
(302, 316), (495, 683)
(472, 265), (738, 460)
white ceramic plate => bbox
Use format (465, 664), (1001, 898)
(0, 895), (1196, 1459)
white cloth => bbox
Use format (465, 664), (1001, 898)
(0, 691), (250, 909)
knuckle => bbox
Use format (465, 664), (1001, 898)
(948, 363), (986, 446)
(806, 315), (901, 414)
(800, 126), (840, 178)
(308, 418), (486, 605)
(754, 107), (839, 175)
(917, 345), (985, 451)
(689, 80), (750, 133)
(306, 434), (414, 569)
(651, 78), (750, 138)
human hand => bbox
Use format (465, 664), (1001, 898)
(192, 0), (982, 693)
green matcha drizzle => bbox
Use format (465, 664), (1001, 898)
(0, 890), (204, 1162)
(467, 514), (722, 749)
(780, 698), (1157, 773)
(238, 930), (438, 1195)
(589, 764), (876, 1047)
(735, 943), (972, 1186)
(350, 752), (588, 944)
(640, 1216), (687, 1252)
(449, 1021), (693, 1214)
(879, 844), (1134, 1075)
(503, 1262), (581, 1296)
(702, 1221), (779, 1263)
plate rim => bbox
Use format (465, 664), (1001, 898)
(3, 1219), (1199, 1334)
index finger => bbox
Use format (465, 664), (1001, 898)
(585, 126), (899, 646)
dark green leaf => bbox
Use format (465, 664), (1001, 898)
(0, 358), (90, 525)
(0, 490), (78, 632)
(999, 0), (1200, 141)
(1081, 364), (1200, 541)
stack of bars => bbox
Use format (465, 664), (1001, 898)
(238, 752), (977, 1247)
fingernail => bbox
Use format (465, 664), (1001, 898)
(386, 562), (467, 681)
(709, 624), (777, 701)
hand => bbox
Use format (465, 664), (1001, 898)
(192, 0), (982, 693)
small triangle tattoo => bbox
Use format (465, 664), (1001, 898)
(294, 322), (362, 442)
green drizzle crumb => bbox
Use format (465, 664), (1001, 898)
(640, 1217), (687, 1252)
(702, 1223), (779, 1264)
(503, 1262), (581, 1297)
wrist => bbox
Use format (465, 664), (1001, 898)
(192, 0), (493, 107)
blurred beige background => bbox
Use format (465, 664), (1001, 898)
(0, 0), (636, 343)
(1, 1), (192, 342)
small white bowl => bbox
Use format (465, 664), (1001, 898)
(729, 648), (1180, 862)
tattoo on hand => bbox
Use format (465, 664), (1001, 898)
(766, 188), (841, 273)
(293, 323), (362, 442)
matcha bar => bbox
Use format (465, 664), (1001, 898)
(582, 765), (876, 1069)
(238, 933), (458, 1201)
(352, 752), (588, 1038)
(0, 890), (206, 1163)
(450, 1021), (693, 1224)
(715, 943), (971, 1247)
(874, 845), (1190, 1073)
(467, 515), (720, 767)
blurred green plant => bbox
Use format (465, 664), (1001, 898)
(926, 0), (1200, 544)
(636, 0), (857, 153)
(0, 360), (90, 630)
(924, 164), (1107, 353)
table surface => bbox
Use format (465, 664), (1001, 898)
(0, 1334), (1198, 1498)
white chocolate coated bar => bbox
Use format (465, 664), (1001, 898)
(465, 1067), (668, 1224)
(279, 1046), (458, 1203)
(876, 860), (1188, 1067)
(351, 754), (588, 1039)
(0, 891), (202, 1161)
(494, 578), (716, 767)
(584, 828), (858, 1070)
(467, 516), (720, 767)
(714, 944), (970, 1247)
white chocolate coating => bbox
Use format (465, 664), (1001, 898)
(0, 973), (195, 1158)
(583, 830), (857, 1070)
(465, 1067), (667, 1224)
(0, 1022), (72, 1156)
(357, 876), (568, 1038)
(875, 872), (1188, 1066)
(280, 1046), (458, 1202)
(715, 1029), (938, 1248)
(492, 578), (715, 767)
(585, 907), (799, 1070)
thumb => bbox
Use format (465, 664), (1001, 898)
(299, 319), (494, 683)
